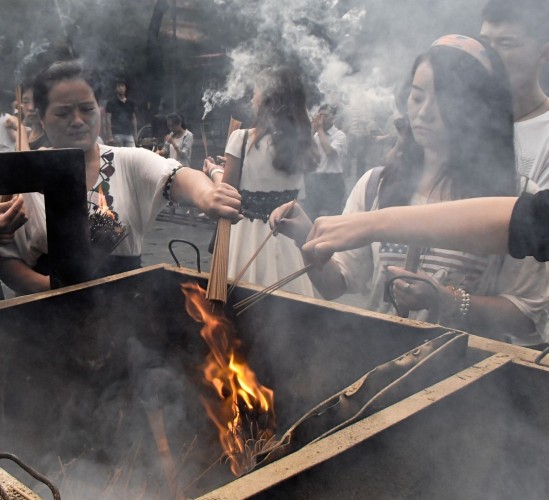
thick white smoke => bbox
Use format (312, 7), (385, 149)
(201, 0), (397, 134)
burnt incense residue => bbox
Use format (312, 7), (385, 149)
(88, 207), (127, 258)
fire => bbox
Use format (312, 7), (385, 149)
(96, 184), (115, 219)
(181, 282), (276, 477)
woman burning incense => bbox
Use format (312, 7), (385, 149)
(203, 66), (318, 295)
(0, 60), (241, 295)
(271, 35), (549, 346)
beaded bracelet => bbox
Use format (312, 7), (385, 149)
(447, 286), (471, 319)
(457, 288), (471, 317)
(162, 165), (184, 201)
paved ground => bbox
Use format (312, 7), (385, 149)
(141, 207), (216, 273)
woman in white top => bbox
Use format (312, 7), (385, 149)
(0, 60), (241, 295)
(204, 66), (319, 295)
(271, 35), (549, 346)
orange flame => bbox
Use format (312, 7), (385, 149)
(181, 281), (275, 476)
(96, 184), (115, 219)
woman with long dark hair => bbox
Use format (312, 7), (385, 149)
(271, 35), (549, 345)
(204, 65), (319, 294)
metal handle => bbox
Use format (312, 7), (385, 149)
(0, 453), (60, 500)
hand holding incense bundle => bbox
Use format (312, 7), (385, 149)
(206, 117), (242, 303)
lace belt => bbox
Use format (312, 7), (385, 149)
(241, 189), (299, 222)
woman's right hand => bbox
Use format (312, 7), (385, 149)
(0, 195), (27, 243)
(302, 211), (374, 266)
(269, 201), (312, 247)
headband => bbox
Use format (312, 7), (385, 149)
(431, 34), (492, 73)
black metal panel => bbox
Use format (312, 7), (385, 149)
(0, 149), (92, 288)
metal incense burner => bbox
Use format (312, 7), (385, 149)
(0, 265), (547, 498)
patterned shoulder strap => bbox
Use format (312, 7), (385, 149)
(364, 166), (385, 211)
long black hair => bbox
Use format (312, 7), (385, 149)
(251, 66), (319, 174)
(378, 39), (516, 209)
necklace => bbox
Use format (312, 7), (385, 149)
(516, 97), (549, 121)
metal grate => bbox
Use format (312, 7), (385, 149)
(0, 468), (42, 500)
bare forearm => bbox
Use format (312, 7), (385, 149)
(306, 258), (347, 300)
(459, 295), (534, 340)
(170, 168), (241, 220)
(0, 258), (50, 294)
(373, 198), (515, 254)
(170, 168), (210, 208)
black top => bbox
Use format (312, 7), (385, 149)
(509, 191), (549, 262)
(106, 97), (136, 135)
(29, 133), (50, 151)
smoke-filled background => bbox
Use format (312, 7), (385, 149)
(0, 0), (486, 155)
(4, 1), (549, 498)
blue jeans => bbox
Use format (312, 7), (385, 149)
(113, 134), (135, 147)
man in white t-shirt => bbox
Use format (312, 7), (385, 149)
(480, 0), (549, 187)
(305, 104), (348, 220)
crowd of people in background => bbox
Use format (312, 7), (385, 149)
(1, 0), (549, 349)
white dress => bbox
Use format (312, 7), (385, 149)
(225, 129), (314, 296)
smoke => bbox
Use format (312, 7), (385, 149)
(201, 0), (397, 130)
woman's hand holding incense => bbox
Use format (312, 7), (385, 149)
(0, 196), (27, 243)
(269, 201), (312, 248)
(203, 157), (224, 181)
(302, 212), (374, 266)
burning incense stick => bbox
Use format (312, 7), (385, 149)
(233, 264), (313, 316)
(206, 117), (242, 303)
(200, 123), (209, 159)
(228, 199), (297, 297)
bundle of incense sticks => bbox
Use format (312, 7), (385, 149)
(206, 116), (242, 303)
(232, 264), (313, 316)
(88, 209), (128, 266)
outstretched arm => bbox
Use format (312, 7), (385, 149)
(170, 167), (241, 222)
(301, 197), (517, 265)
(0, 258), (50, 294)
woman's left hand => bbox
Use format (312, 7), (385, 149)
(385, 266), (449, 312)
